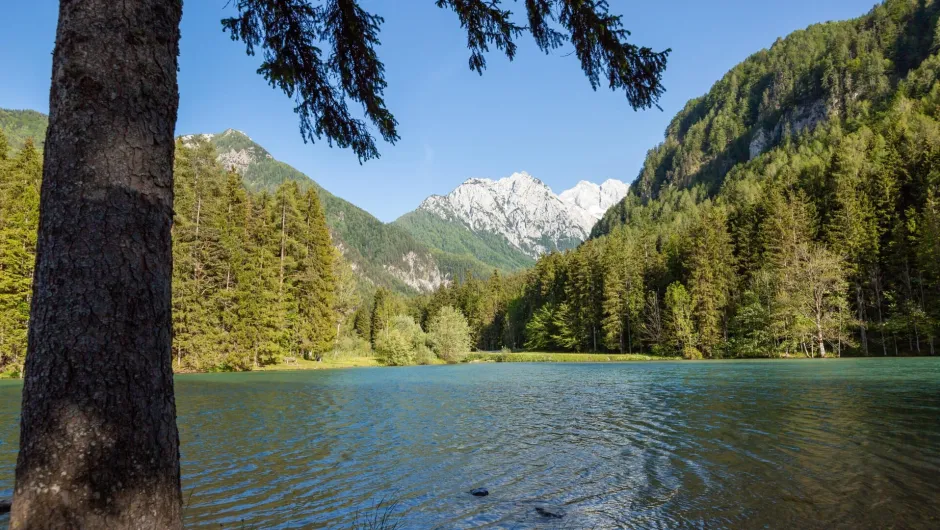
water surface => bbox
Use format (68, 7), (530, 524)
(1, 359), (939, 528)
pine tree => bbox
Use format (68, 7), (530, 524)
(294, 186), (336, 359)
(0, 139), (40, 374)
(371, 287), (392, 348)
(687, 206), (735, 357)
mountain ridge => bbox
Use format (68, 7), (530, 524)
(1, 110), (627, 290)
(396, 171), (628, 264)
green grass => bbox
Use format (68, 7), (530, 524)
(465, 352), (679, 363)
(256, 356), (383, 372)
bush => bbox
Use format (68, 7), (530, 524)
(414, 344), (436, 365)
(333, 335), (373, 359)
(376, 315), (425, 366)
(428, 306), (472, 363)
(682, 345), (703, 360)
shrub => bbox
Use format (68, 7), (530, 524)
(414, 344), (436, 365)
(333, 335), (373, 359)
(376, 315), (425, 366)
(682, 345), (703, 360)
(428, 306), (472, 363)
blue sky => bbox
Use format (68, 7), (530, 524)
(1, 0), (878, 221)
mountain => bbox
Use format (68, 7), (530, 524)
(0, 112), (526, 293)
(180, 129), (497, 293)
(483, 0), (940, 358)
(0, 109), (47, 150)
(559, 179), (631, 233)
(594, 0), (940, 238)
(394, 172), (628, 267)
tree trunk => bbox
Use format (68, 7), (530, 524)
(12, 1), (183, 528)
(856, 284), (868, 355)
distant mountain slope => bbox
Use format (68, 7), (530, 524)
(0, 109), (47, 150)
(395, 172), (628, 266)
(181, 129), (496, 293)
(594, 0), (940, 238)
(395, 209), (536, 271)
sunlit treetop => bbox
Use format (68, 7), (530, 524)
(223, 0), (670, 161)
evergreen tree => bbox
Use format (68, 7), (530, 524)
(665, 282), (699, 359)
(687, 206), (735, 357)
(0, 139), (40, 375)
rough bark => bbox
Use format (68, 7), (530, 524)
(12, 1), (183, 528)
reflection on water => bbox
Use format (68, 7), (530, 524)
(1, 359), (940, 528)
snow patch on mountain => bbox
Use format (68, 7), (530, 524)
(559, 179), (630, 225)
(418, 172), (628, 258)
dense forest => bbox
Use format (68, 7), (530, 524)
(426, 0), (940, 359)
(0, 135), (359, 375)
(0, 133), (480, 375)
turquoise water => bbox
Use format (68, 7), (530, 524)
(1, 359), (940, 528)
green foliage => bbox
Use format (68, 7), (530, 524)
(0, 136), (354, 374)
(375, 315), (426, 366)
(200, 129), (496, 295)
(170, 139), (341, 371)
(0, 137), (41, 374)
(428, 306), (472, 362)
(393, 209), (534, 272)
(0, 109), (47, 151)
(665, 282), (697, 356)
(333, 335), (373, 359)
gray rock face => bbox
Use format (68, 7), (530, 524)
(749, 98), (830, 160)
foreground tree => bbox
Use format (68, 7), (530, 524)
(15, 1), (668, 526)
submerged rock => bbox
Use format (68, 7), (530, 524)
(470, 488), (489, 497)
(535, 504), (566, 518)
(0, 498), (10, 514)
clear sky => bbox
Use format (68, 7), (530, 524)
(1, 0), (878, 221)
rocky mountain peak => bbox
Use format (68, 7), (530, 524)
(415, 172), (628, 259)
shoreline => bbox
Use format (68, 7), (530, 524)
(3, 352), (934, 380)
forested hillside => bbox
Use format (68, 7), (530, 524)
(0, 109), (47, 150)
(0, 135), (357, 375)
(434, 0), (940, 358)
(185, 129), (499, 292)
(0, 112), (501, 294)
(394, 209), (535, 271)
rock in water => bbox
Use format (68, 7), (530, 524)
(0, 498), (11, 514)
(535, 504), (565, 518)
(470, 488), (489, 497)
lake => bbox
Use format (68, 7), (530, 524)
(1, 359), (940, 528)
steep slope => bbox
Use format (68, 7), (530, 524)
(492, 0), (940, 358)
(394, 209), (536, 270)
(395, 172), (628, 265)
(595, 0), (940, 237)
(0, 109), (48, 150)
(181, 129), (496, 293)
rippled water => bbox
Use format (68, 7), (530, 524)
(2, 359), (940, 528)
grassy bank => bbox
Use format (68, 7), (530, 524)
(260, 352), (676, 372)
(0, 352), (680, 379)
(466, 352), (679, 363)
(255, 356), (383, 372)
